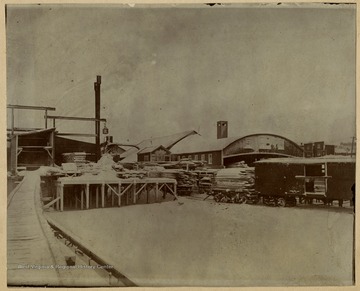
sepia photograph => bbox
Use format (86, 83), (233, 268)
(5, 2), (356, 288)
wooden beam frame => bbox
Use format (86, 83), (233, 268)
(7, 104), (56, 111)
(56, 133), (97, 137)
(47, 115), (106, 122)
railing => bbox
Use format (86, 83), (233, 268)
(7, 104), (56, 135)
(7, 104), (107, 138)
(46, 115), (106, 138)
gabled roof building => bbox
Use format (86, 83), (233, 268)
(120, 130), (198, 162)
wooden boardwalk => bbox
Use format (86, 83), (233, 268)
(7, 171), (61, 286)
(7, 171), (112, 287)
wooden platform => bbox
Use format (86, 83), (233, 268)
(46, 176), (178, 212)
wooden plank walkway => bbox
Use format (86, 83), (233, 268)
(7, 171), (61, 286)
(7, 171), (113, 287)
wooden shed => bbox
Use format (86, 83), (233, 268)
(8, 128), (55, 173)
(137, 145), (171, 162)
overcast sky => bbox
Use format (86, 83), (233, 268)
(6, 4), (356, 145)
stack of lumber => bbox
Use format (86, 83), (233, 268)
(62, 152), (88, 164)
(194, 169), (217, 185)
(215, 168), (255, 193)
(117, 170), (147, 179)
(148, 169), (197, 188)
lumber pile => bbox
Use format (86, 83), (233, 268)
(62, 152), (88, 164)
(117, 169), (147, 179)
(214, 168), (255, 193)
(148, 169), (197, 195)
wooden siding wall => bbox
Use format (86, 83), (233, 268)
(176, 150), (222, 168)
(255, 163), (304, 196)
(255, 162), (355, 201)
(327, 162), (355, 200)
(55, 137), (97, 165)
(138, 153), (150, 162)
(14, 131), (54, 171)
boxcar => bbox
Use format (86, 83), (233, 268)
(254, 156), (355, 207)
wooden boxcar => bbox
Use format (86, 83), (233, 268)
(254, 156), (355, 207)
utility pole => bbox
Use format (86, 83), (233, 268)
(94, 75), (101, 161)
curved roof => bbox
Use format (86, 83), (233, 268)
(171, 133), (303, 155)
(170, 134), (239, 154)
(223, 133), (304, 153)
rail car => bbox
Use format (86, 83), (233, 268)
(254, 156), (355, 207)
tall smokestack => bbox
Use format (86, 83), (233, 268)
(217, 121), (228, 139)
(94, 75), (101, 161)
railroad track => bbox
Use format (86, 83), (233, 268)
(46, 218), (137, 287)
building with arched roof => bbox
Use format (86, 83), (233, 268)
(170, 133), (304, 168)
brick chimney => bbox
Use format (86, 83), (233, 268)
(217, 121), (228, 139)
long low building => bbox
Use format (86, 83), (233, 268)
(170, 133), (304, 168)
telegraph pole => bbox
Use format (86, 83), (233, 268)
(94, 75), (101, 161)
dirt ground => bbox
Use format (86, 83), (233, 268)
(45, 196), (354, 287)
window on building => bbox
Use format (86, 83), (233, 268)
(201, 154), (205, 161)
(194, 154), (198, 161)
(177, 156), (181, 161)
(208, 153), (213, 164)
(144, 155), (149, 162)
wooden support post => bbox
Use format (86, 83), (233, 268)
(101, 183), (105, 208)
(112, 186), (115, 206)
(126, 184), (129, 205)
(11, 108), (14, 135)
(118, 183), (121, 207)
(133, 182), (137, 204)
(45, 109), (48, 128)
(56, 184), (60, 210)
(155, 183), (159, 203)
(96, 186), (99, 208)
(81, 188), (84, 210)
(86, 183), (90, 209)
(60, 184), (64, 211)
(146, 185), (149, 204)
